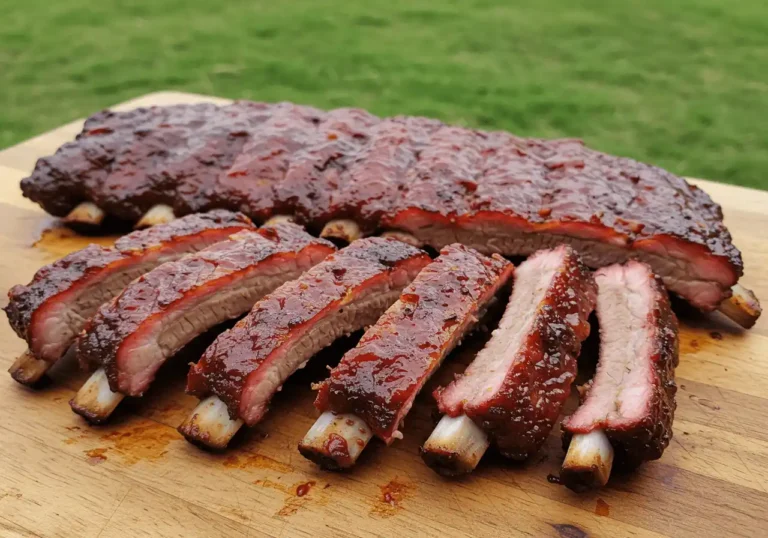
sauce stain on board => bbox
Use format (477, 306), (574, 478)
(369, 478), (412, 518)
(595, 498), (610, 517)
(85, 448), (108, 465)
(33, 225), (115, 256)
(223, 452), (292, 474)
(99, 422), (180, 465)
(551, 523), (588, 538)
(253, 478), (329, 518)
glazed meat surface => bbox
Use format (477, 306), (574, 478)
(5, 210), (252, 365)
(75, 223), (335, 397)
(186, 237), (431, 425)
(435, 246), (597, 460)
(314, 244), (513, 443)
(562, 262), (679, 468)
(20, 102), (748, 313)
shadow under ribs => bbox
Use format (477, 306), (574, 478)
(71, 223), (335, 424)
(179, 237), (431, 450)
(300, 244), (513, 470)
(560, 262), (679, 492)
(4, 210), (253, 386)
(423, 245), (596, 476)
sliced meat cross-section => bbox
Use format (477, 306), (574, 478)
(4, 210), (254, 385)
(70, 222), (335, 423)
(180, 237), (431, 449)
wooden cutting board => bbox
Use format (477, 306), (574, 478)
(0, 92), (766, 538)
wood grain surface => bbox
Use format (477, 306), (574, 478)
(0, 92), (766, 538)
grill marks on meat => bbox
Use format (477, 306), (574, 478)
(435, 246), (597, 460)
(314, 244), (513, 444)
(186, 238), (431, 425)
(562, 262), (679, 469)
(75, 223), (335, 396)
(4, 210), (253, 367)
(20, 103), (749, 315)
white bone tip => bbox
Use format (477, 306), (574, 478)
(718, 284), (761, 329)
(421, 414), (490, 476)
(379, 230), (424, 247)
(70, 368), (125, 424)
(320, 219), (362, 244)
(561, 429), (615, 492)
(178, 396), (244, 450)
(263, 215), (296, 227)
(298, 411), (373, 470)
(64, 202), (106, 228)
(8, 350), (50, 386)
(135, 204), (175, 229)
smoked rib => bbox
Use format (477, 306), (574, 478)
(313, 244), (513, 444)
(562, 262), (679, 470)
(18, 102), (753, 317)
(74, 223), (335, 398)
(185, 237), (431, 425)
(5, 210), (253, 372)
(434, 246), (597, 460)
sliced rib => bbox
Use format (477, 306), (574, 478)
(423, 245), (596, 475)
(301, 244), (513, 469)
(71, 223), (335, 423)
(560, 262), (679, 492)
(4, 210), (253, 385)
(180, 237), (431, 449)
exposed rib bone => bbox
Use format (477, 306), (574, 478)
(135, 204), (175, 229)
(69, 368), (126, 424)
(263, 214), (295, 226)
(320, 219), (362, 244)
(379, 230), (423, 247)
(8, 350), (50, 386)
(718, 284), (762, 329)
(421, 414), (490, 476)
(63, 202), (105, 227)
(177, 395), (244, 450)
(298, 412), (373, 470)
(560, 429), (615, 492)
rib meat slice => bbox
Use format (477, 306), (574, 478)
(433, 245), (597, 461)
(4, 210), (253, 384)
(74, 223), (335, 399)
(185, 237), (431, 429)
(560, 262), (678, 491)
(314, 244), (513, 444)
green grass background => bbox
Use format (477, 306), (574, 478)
(2, 0), (766, 188)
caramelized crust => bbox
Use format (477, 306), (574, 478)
(315, 244), (513, 443)
(20, 103), (748, 312)
(76, 223), (335, 395)
(562, 262), (679, 469)
(5, 210), (253, 362)
(187, 238), (431, 423)
(436, 246), (597, 460)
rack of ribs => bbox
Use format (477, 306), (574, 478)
(299, 244), (513, 470)
(179, 237), (430, 450)
(70, 223), (335, 424)
(4, 210), (253, 385)
(559, 262), (679, 492)
(422, 246), (597, 476)
(18, 102), (760, 327)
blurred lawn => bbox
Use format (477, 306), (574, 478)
(1, 0), (767, 188)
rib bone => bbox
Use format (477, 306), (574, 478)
(8, 350), (50, 386)
(298, 412), (373, 470)
(135, 204), (175, 228)
(63, 202), (106, 227)
(70, 368), (125, 424)
(320, 219), (362, 244)
(718, 284), (761, 329)
(560, 430), (615, 492)
(178, 396), (244, 450)
(420, 414), (490, 476)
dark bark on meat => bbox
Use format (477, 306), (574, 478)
(315, 244), (513, 443)
(19, 102), (748, 313)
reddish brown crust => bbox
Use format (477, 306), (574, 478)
(315, 244), (514, 443)
(75, 223), (335, 394)
(562, 268), (679, 469)
(186, 238), (431, 421)
(21, 103), (746, 311)
(437, 247), (597, 460)
(4, 210), (253, 350)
